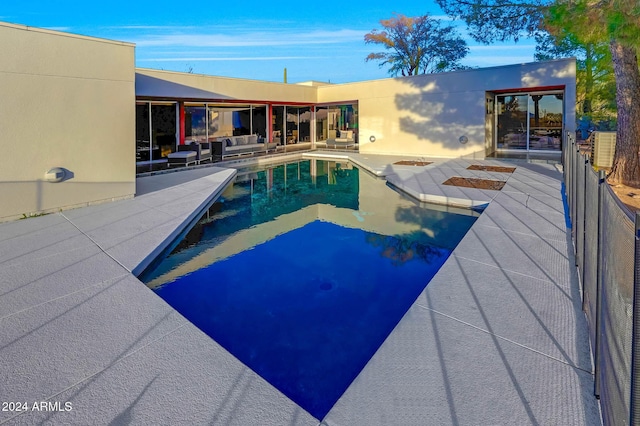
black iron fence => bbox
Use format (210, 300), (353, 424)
(563, 133), (640, 425)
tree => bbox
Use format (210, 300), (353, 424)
(535, 32), (616, 127)
(436, 0), (640, 186)
(436, 0), (549, 43)
(364, 13), (469, 76)
(546, 0), (640, 185)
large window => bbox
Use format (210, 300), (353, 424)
(285, 106), (311, 144)
(315, 103), (358, 145)
(185, 105), (207, 143)
(271, 106), (312, 145)
(272, 106), (285, 144)
(496, 92), (563, 151)
(207, 104), (267, 139)
(136, 103), (150, 162)
(136, 102), (177, 162)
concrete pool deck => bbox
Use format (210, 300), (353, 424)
(0, 153), (601, 425)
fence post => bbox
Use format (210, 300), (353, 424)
(580, 155), (589, 295)
(568, 138), (574, 236)
(630, 212), (640, 423)
(573, 143), (580, 260)
(594, 169), (606, 398)
(569, 140), (576, 228)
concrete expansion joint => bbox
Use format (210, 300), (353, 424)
(59, 212), (132, 273)
(0, 274), (128, 322)
(473, 223), (568, 243)
(451, 254), (568, 287)
(414, 303), (593, 375)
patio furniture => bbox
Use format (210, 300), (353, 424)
(189, 141), (212, 164)
(327, 130), (355, 148)
(212, 135), (277, 159)
(166, 142), (212, 167)
(167, 150), (197, 167)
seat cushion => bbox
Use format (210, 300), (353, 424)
(226, 145), (255, 152)
(168, 151), (197, 159)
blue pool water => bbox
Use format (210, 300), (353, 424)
(143, 160), (478, 419)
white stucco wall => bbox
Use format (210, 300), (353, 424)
(0, 22), (136, 221)
(317, 59), (577, 158)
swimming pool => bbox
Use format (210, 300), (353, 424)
(142, 159), (479, 420)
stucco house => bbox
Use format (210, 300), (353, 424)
(0, 21), (576, 221)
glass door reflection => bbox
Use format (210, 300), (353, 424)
(528, 94), (563, 151)
(497, 94), (528, 150)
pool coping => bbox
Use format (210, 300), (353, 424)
(0, 154), (602, 425)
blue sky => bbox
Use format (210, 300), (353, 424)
(1, 1), (537, 83)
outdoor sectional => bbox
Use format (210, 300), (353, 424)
(212, 134), (277, 159)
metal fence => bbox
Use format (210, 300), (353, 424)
(563, 133), (640, 425)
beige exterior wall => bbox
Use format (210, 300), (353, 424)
(317, 59), (577, 158)
(0, 22), (136, 221)
(136, 69), (317, 104)
(137, 60), (576, 160)
(0, 20), (575, 222)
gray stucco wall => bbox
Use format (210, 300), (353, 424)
(0, 22), (136, 221)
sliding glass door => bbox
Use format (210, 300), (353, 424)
(136, 102), (177, 162)
(185, 104), (206, 143)
(315, 103), (358, 145)
(496, 92), (563, 151)
(496, 94), (528, 150)
(528, 94), (563, 150)
(205, 104), (267, 139)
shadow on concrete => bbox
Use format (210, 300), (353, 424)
(108, 376), (159, 426)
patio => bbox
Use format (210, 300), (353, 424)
(0, 153), (600, 425)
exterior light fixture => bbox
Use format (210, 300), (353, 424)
(44, 167), (73, 183)
(459, 136), (469, 144)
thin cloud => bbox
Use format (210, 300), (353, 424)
(467, 55), (535, 65)
(109, 20), (296, 30)
(469, 44), (536, 52)
(133, 29), (366, 47)
(109, 25), (196, 30)
(44, 26), (72, 32)
(138, 56), (323, 62)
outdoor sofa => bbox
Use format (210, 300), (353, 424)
(212, 135), (277, 159)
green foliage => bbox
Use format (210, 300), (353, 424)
(535, 32), (617, 126)
(364, 13), (469, 76)
(546, 0), (640, 46)
(544, 0), (640, 135)
(435, 0), (551, 44)
(534, 31), (581, 60)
